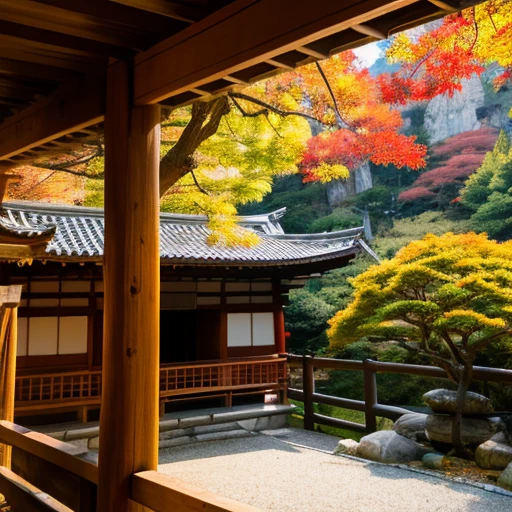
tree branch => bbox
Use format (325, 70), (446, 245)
(228, 92), (327, 125)
(315, 61), (347, 128)
(191, 169), (210, 196)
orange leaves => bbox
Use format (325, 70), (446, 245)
(382, 0), (511, 103)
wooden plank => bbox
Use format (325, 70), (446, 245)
(0, 421), (98, 484)
(0, 0), (162, 48)
(132, 471), (261, 512)
(0, 78), (104, 160)
(30, 0), (187, 38)
(97, 60), (161, 512)
(0, 20), (135, 60)
(0, 57), (80, 82)
(312, 393), (366, 412)
(12, 447), (97, 511)
(134, 0), (419, 104)
(111, 0), (204, 23)
(0, 466), (72, 512)
(313, 413), (368, 433)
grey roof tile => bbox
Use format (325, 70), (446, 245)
(2, 201), (363, 266)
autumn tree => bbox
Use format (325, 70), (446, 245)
(328, 232), (512, 455)
(380, 0), (512, 103)
(253, 53), (427, 188)
(9, 0), (512, 235)
(398, 128), (498, 213)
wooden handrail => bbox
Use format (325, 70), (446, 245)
(132, 470), (261, 512)
(0, 421), (98, 484)
(289, 354), (512, 434)
(0, 466), (72, 512)
(161, 356), (287, 370)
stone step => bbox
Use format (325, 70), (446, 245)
(159, 428), (254, 450)
(43, 404), (294, 451)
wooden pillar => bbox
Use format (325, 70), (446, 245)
(274, 307), (286, 354)
(97, 60), (161, 512)
(363, 359), (377, 433)
(273, 280), (286, 354)
(0, 285), (22, 468)
(302, 355), (314, 431)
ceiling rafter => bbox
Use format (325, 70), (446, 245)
(110, 0), (205, 23)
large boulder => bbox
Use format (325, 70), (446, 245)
(426, 413), (501, 445)
(423, 389), (493, 415)
(475, 432), (512, 470)
(356, 430), (431, 464)
(498, 462), (512, 491)
(392, 413), (428, 442)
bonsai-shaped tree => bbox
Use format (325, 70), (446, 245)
(328, 232), (512, 455)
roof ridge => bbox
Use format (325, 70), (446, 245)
(2, 200), (286, 225)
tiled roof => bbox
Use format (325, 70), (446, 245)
(1, 201), (363, 266)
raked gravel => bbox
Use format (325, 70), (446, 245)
(158, 428), (512, 512)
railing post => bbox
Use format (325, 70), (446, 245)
(302, 355), (314, 431)
(363, 359), (377, 433)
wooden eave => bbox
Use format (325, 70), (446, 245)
(0, 0), (482, 168)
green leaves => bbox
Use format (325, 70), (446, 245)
(328, 232), (512, 371)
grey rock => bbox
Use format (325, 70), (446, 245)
(334, 439), (360, 456)
(238, 414), (287, 432)
(422, 453), (445, 470)
(498, 462), (512, 491)
(424, 74), (484, 144)
(425, 413), (501, 445)
(392, 413), (428, 442)
(88, 436), (99, 450)
(326, 162), (372, 206)
(475, 432), (512, 470)
(356, 431), (431, 464)
(423, 389), (493, 415)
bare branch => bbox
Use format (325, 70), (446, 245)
(229, 92), (327, 125)
(191, 170), (210, 196)
(315, 61), (346, 128)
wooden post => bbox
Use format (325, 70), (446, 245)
(0, 285), (22, 468)
(274, 307), (286, 355)
(97, 60), (161, 512)
(302, 355), (314, 431)
(363, 359), (377, 433)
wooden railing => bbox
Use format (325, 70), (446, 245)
(16, 371), (103, 404)
(160, 357), (287, 396)
(0, 420), (260, 511)
(288, 354), (512, 434)
(14, 357), (287, 413)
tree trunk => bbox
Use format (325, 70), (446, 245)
(452, 363), (473, 457)
(159, 97), (230, 197)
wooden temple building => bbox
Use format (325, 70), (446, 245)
(1, 200), (363, 421)
(0, 1), (481, 511)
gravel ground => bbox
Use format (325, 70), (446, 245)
(158, 429), (512, 512)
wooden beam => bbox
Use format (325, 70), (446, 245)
(98, 60), (160, 512)
(426, 0), (459, 12)
(0, 466), (72, 512)
(265, 59), (294, 71)
(296, 46), (329, 60)
(134, 0), (419, 104)
(0, 58), (81, 83)
(0, 0), (158, 48)
(352, 23), (387, 39)
(0, 421), (98, 484)
(0, 20), (135, 60)
(131, 471), (261, 512)
(111, 0), (204, 23)
(0, 78), (104, 160)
